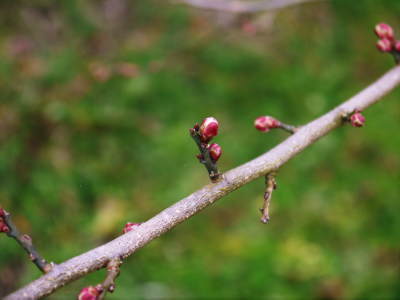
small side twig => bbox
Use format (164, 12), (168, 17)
(278, 122), (298, 134)
(98, 258), (122, 300)
(0, 208), (53, 273)
(190, 117), (222, 182)
(259, 173), (277, 224)
(77, 258), (122, 299)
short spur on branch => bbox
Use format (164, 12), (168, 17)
(190, 117), (222, 182)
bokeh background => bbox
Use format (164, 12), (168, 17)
(0, 0), (399, 298)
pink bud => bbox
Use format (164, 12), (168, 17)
(350, 111), (366, 127)
(254, 116), (280, 132)
(122, 222), (141, 234)
(208, 143), (222, 162)
(374, 23), (394, 40)
(0, 219), (9, 233)
(0, 208), (5, 217)
(376, 39), (393, 52)
(77, 286), (101, 300)
(199, 117), (219, 142)
(394, 40), (400, 52)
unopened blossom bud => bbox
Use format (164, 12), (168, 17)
(374, 23), (394, 40)
(208, 143), (222, 162)
(199, 117), (219, 142)
(77, 286), (101, 300)
(350, 111), (366, 127)
(254, 116), (280, 132)
(376, 39), (393, 52)
(0, 208), (9, 233)
(0, 219), (9, 233)
(122, 222), (141, 234)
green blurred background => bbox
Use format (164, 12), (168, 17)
(0, 0), (399, 298)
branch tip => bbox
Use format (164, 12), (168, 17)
(260, 173), (277, 224)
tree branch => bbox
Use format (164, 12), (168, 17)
(178, 0), (323, 13)
(6, 65), (400, 300)
(0, 209), (53, 274)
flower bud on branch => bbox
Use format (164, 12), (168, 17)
(375, 23), (400, 63)
(208, 143), (222, 162)
(122, 222), (141, 234)
(78, 286), (102, 300)
(254, 116), (297, 134)
(199, 117), (219, 142)
(349, 110), (366, 127)
(190, 117), (222, 182)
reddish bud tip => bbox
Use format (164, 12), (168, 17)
(254, 116), (280, 132)
(122, 222), (141, 234)
(394, 40), (400, 52)
(350, 111), (366, 127)
(376, 39), (393, 52)
(199, 117), (219, 142)
(0, 208), (6, 217)
(374, 23), (394, 40)
(0, 220), (9, 233)
(208, 143), (222, 162)
(77, 286), (101, 300)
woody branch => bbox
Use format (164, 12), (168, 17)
(6, 64), (400, 300)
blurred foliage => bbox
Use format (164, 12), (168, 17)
(0, 0), (399, 299)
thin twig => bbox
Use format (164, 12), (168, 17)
(6, 65), (400, 300)
(98, 258), (122, 300)
(178, 0), (323, 13)
(260, 173), (276, 223)
(278, 122), (297, 134)
(0, 209), (53, 273)
(190, 126), (221, 181)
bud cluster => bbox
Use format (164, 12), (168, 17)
(0, 208), (9, 233)
(190, 117), (222, 181)
(375, 23), (400, 55)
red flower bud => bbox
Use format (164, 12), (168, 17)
(0, 219), (9, 233)
(376, 39), (393, 52)
(374, 23), (394, 40)
(394, 40), (400, 52)
(77, 286), (101, 300)
(122, 222), (141, 234)
(254, 116), (280, 132)
(199, 117), (219, 142)
(350, 111), (365, 127)
(0, 208), (6, 217)
(208, 143), (222, 162)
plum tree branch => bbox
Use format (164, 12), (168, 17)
(178, 0), (323, 13)
(6, 65), (400, 300)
